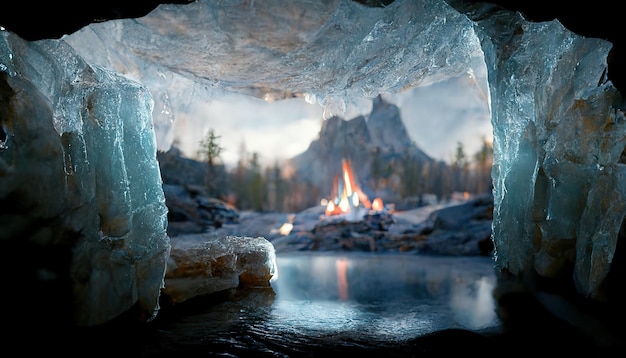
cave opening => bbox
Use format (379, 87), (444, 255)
(2, 0), (625, 354)
(163, 70), (493, 217)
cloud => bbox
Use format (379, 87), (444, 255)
(387, 74), (492, 162)
(172, 73), (492, 168)
(173, 93), (324, 167)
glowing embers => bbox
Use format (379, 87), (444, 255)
(323, 159), (384, 220)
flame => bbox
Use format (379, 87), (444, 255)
(372, 197), (383, 212)
(325, 159), (383, 216)
(277, 214), (295, 235)
(278, 223), (293, 235)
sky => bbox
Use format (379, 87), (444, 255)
(390, 73), (493, 162)
(172, 72), (492, 168)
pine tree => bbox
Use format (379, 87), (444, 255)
(473, 136), (493, 194)
(197, 128), (224, 197)
(453, 141), (468, 192)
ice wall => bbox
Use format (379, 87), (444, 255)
(0, 31), (170, 326)
(468, 6), (626, 299)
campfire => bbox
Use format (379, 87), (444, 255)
(323, 159), (385, 221)
(276, 158), (391, 238)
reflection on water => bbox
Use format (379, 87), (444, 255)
(142, 253), (501, 356)
(272, 253), (500, 338)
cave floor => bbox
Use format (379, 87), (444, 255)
(15, 253), (625, 357)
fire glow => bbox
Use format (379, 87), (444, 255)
(324, 159), (383, 219)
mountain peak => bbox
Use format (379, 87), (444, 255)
(289, 97), (433, 204)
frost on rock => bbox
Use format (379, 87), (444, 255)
(0, 31), (170, 326)
(472, 8), (626, 299)
(164, 235), (278, 305)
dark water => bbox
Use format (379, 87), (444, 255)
(139, 252), (502, 357)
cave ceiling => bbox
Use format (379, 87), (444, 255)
(0, 0), (623, 91)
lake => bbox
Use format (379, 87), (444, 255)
(140, 252), (502, 356)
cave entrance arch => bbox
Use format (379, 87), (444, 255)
(3, 0), (621, 339)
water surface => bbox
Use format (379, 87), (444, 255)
(142, 252), (501, 356)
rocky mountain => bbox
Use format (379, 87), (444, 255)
(289, 95), (434, 207)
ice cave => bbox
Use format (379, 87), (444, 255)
(0, 0), (624, 355)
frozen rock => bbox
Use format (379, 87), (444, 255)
(163, 235), (277, 304)
(471, 6), (626, 299)
(0, 31), (170, 326)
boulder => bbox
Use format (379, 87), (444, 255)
(162, 235), (277, 305)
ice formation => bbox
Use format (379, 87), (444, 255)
(472, 8), (626, 298)
(1, 0), (624, 327)
(0, 32), (170, 325)
(63, 0), (487, 153)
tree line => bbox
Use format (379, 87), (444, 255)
(196, 129), (493, 213)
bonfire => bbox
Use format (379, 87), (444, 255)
(323, 159), (386, 221)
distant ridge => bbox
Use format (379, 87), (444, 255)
(289, 95), (434, 204)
